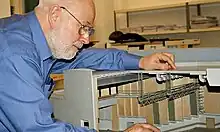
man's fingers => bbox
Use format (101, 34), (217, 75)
(154, 63), (169, 70)
(161, 52), (176, 69)
(140, 123), (161, 132)
(162, 52), (175, 62)
(157, 53), (176, 69)
(125, 123), (161, 132)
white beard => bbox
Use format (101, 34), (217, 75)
(46, 30), (83, 60)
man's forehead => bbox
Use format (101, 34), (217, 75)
(67, 3), (95, 26)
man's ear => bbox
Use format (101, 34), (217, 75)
(48, 5), (62, 29)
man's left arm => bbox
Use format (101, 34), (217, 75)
(51, 48), (141, 73)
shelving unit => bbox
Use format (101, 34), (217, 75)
(114, 2), (186, 13)
(138, 29), (187, 36)
(188, 0), (220, 5)
(120, 27), (220, 36)
(189, 26), (220, 32)
(107, 39), (200, 51)
(113, 0), (220, 36)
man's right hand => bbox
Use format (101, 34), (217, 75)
(139, 52), (176, 70)
(124, 123), (160, 132)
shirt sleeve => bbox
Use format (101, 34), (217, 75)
(51, 48), (141, 73)
(0, 55), (96, 132)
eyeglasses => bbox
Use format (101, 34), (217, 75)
(60, 6), (95, 36)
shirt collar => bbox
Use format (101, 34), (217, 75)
(26, 11), (52, 60)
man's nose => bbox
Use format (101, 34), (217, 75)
(79, 35), (90, 44)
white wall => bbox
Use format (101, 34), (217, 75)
(93, 0), (115, 48)
(0, 0), (11, 18)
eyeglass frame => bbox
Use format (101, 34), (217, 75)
(60, 6), (95, 36)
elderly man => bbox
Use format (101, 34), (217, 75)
(0, 0), (175, 132)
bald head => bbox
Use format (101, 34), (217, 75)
(35, 0), (96, 60)
(37, 0), (95, 22)
(38, 0), (94, 8)
(35, 0), (95, 33)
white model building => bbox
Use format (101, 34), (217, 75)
(50, 48), (220, 132)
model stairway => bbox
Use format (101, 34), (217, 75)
(157, 116), (201, 131)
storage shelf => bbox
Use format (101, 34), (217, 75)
(138, 29), (187, 36)
(110, 41), (150, 46)
(115, 2), (186, 13)
(128, 27), (220, 35)
(189, 27), (220, 33)
(188, 0), (220, 5)
(114, 1), (220, 35)
(115, 0), (220, 14)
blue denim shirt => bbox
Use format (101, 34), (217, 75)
(0, 11), (141, 132)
